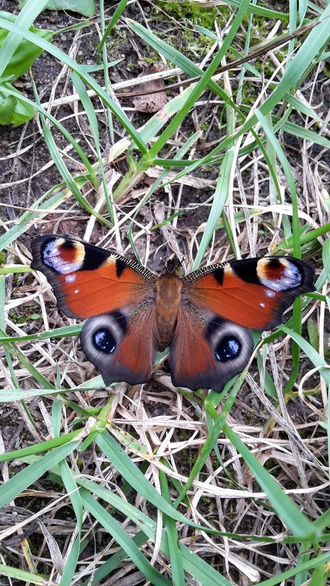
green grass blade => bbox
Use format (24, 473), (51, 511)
(257, 551), (330, 585)
(97, 0), (129, 54)
(0, 323), (82, 344)
(81, 489), (172, 586)
(0, 564), (47, 584)
(284, 93), (322, 121)
(193, 147), (235, 269)
(256, 109), (302, 391)
(174, 372), (245, 508)
(71, 70), (114, 221)
(281, 120), (330, 147)
(159, 471), (185, 586)
(322, 237), (330, 281)
(0, 430), (83, 462)
(168, 8), (330, 175)
(77, 477), (233, 586)
(0, 0), (50, 77)
(0, 442), (80, 508)
(0, 327), (56, 389)
(147, 0), (251, 158)
(127, 19), (245, 125)
(223, 423), (318, 539)
(59, 537), (81, 586)
(217, 0), (289, 19)
(0, 184), (71, 251)
(280, 325), (330, 386)
(58, 461), (83, 586)
(1, 83), (98, 183)
(0, 16), (149, 155)
(96, 431), (220, 534)
(81, 532), (149, 586)
(34, 87), (113, 228)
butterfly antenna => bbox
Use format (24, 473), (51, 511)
(159, 256), (167, 271)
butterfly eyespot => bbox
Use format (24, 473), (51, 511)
(93, 328), (116, 354)
(215, 336), (241, 362)
(259, 261), (303, 292)
(42, 240), (84, 274)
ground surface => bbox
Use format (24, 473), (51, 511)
(0, 0), (330, 585)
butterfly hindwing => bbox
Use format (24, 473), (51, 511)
(169, 304), (253, 392)
(81, 305), (157, 386)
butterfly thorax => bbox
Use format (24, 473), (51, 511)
(155, 275), (182, 350)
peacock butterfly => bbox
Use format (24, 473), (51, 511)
(31, 235), (315, 392)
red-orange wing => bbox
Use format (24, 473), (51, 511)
(169, 304), (253, 392)
(169, 256), (315, 393)
(31, 235), (156, 319)
(80, 300), (157, 386)
(182, 257), (315, 330)
(31, 235), (157, 386)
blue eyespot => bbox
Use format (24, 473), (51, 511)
(215, 336), (241, 362)
(93, 329), (116, 354)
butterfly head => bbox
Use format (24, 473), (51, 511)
(159, 254), (185, 276)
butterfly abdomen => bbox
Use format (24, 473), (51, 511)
(155, 275), (183, 350)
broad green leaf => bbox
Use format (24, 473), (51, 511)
(0, 6), (53, 78)
(19, 0), (95, 17)
(0, 81), (35, 124)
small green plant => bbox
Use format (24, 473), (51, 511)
(0, 11), (54, 125)
(307, 319), (330, 362)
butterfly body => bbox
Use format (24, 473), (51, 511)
(153, 267), (183, 348)
(31, 235), (315, 392)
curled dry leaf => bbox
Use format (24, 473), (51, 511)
(133, 62), (168, 113)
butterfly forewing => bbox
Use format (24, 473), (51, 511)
(183, 257), (315, 330)
(31, 235), (156, 319)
